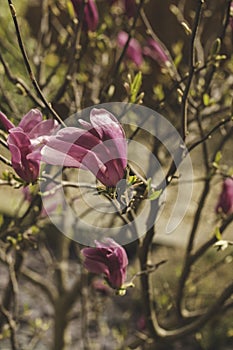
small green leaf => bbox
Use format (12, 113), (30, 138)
(127, 175), (137, 185)
(130, 71), (142, 103)
(215, 226), (222, 241)
(147, 177), (152, 192)
(149, 189), (162, 201)
(203, 93), (210, 106)
(212, 151), (222, 168)
(210, 38), (221, 56)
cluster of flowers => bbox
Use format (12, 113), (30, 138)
(0, 108), (127, 188)
(70, 0), (170, 68)
(117, 31), (170, 68)
(0, 107), (129, 291)
(70, 0), (136, 32)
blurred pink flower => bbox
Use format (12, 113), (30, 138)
(143, 38), (170, 67)
(71, 0), (99, 32)
(230, 2), (233, 30)
(117, 31), (143, 67)
(0, 109), (58, 183)
(81, 238), (128, 289)
(215, 178), (233, 215)
(136, 315), (146, 331)
(41, 108), (127, 187)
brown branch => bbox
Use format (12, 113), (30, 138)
(176, 128), (233, 316)
(21, 267), (57, 305)
(0, 154), (11, 166)
(0, 250), (23, 328)
(99, 0), (145, 102)
(0, 51), (45, 108)
(181, 0), (204, 140)
(0, 305), (19, 350)
(52, 2), (85, 104)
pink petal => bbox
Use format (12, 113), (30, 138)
(0, 111), (14, 131)
(18, 109), (43, 133)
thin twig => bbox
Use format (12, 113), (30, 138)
(7, 0), (65, 126)
(188, 117), (233, 153)
(22, 266), (57, 305)
(53, 2), (85, 104)
(0, 51), (45, 108)
(99, 0), (145, 102)
(0, 305), (19, 350)
(181, 0), (204, 140)
(0, 154), (11, 166)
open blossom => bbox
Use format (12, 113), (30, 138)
(71, 0), (99, 32)
(41, 108), (127, 187)
(117, 31), (143, 67)
(143, 38), (170, 67)
(215, 178), (233, 215)
(81, 238), (128, 289)
(0, 109), (58, 183)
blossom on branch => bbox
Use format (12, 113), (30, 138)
(143, 38), (170, 67)
(117, 31), (143, 67)
(71, 0), (99, 32)
(81, 238), (128, 289)
(215, 178), (233, 215)
(0, 109), (58, 183)
(41, 108), (127, 187)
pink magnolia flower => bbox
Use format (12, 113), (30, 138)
(81, 238), (128, 289)
(215, 178), (233, 215)
(71, 0), (99, 32)
(117, 31), (143, 67)
(0, 109), (58, 183)
(41, 108), (127, 187)
(143, 38), (170, 67)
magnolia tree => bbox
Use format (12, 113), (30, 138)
(0, 0), (233, 349)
